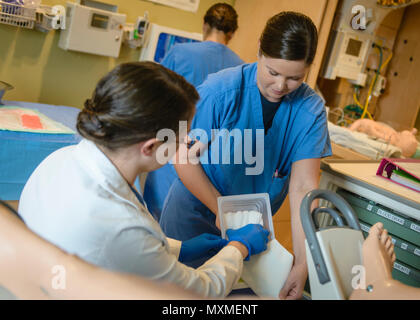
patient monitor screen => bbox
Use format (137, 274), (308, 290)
(345, 38), (362, 57)
(91, 13), (109, 30)
(154, 33), (200, 63)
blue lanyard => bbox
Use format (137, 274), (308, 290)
(129, 184), (146, 207)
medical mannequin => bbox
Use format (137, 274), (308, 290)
(0, 203), (198, 300)
(349, 119), (418, 157)
(18, 62), (270, 298)
(2, 202), (417, 300)
(349, 222), (420, 300)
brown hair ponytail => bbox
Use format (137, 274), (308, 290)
(77, 62), (198, 150)
(204, 3), (238, 35)
(260, 11), (318, 65)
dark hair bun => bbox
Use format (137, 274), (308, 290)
(76, 62), (198, 150)
(83, 99), (96, 114)
(77, 99), (107, 139)
(260, 11), (318, 65)
(204, 3), (238, 34)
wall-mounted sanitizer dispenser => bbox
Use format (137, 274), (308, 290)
(59, 0), (126, 58)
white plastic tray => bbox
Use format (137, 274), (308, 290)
(217, 193), (275, 241)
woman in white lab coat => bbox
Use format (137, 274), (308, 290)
(18, 62), (269, 298)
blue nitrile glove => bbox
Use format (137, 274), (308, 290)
(226, 224), (270, 261)
(179, 233), (229, 263)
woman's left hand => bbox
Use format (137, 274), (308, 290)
(278, 263), (308, 300)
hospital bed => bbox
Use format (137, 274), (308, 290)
(328, 120), (420, 161)
(0, 101), (81, 201)
(328, 121), (403, 160)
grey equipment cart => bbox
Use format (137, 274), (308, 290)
(301, 189), (365, 300)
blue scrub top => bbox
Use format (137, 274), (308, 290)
(144, 41), (243, 219)
(161, 41), (244, 87)
(192, 63), (331, 210)
(159, 62), (331, 267)
(160, 62), (331, 226)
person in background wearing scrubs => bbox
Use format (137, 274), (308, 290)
(18, 62), (270, 298)
(143, 2), (244, 220)
(161, 2), (243, 87)
(157, 11), (332, 298)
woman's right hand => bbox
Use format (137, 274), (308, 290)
(226, 224), (270, 260)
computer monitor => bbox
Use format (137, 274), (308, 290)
(140, 23), (202, 62)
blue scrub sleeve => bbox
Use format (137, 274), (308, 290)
(161, 47), (177, 70)
(292, 103), (332, 163)
(189, 92), (222, 144)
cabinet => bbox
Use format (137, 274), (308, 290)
(375, 3), (420, 131)
(319, 159), (420, 288)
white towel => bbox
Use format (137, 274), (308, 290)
(223, 210), (263, 230)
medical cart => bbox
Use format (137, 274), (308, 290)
(318, 159), (420, 288)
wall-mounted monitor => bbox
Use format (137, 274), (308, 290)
(140, 23), (202, 62)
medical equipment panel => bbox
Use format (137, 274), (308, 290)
(123, 14), (149, 49)
(318, 0), (420, 86)
(139, 23), (202, 63)
(58, 1), (126, 58)
(321, 30), (372, 86)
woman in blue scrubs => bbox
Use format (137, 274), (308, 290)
(161, 2), (243, 87)
(143, 3), (244, 220)
(159, 11), (332, 298)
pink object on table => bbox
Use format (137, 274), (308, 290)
(21, 114), (43, 130)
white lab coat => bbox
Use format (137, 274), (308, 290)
(19, 139), (243, 298)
